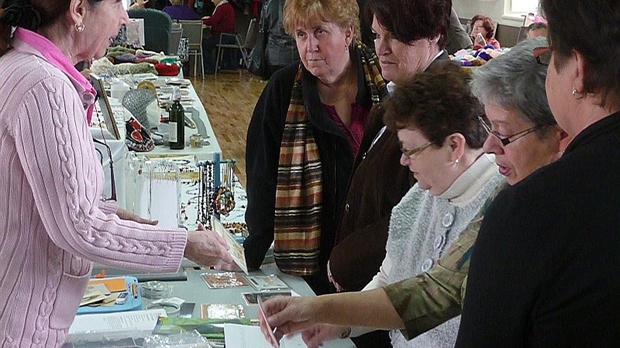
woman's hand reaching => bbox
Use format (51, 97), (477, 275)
(259, 296), (320, 345)
(213, 257), (243, 272)
(301, 324), (352, 348)
(184, 224), (232, 267)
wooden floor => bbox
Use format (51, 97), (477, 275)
(188, 72), (267, 187)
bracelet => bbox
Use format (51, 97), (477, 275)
(146, 301), (181, 316)
(340, 326), (352, 339)
(212, 186), (235, 216)
(141, 281), (172, 299)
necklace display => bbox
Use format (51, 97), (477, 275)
(198, 162), (215, 229)
(198, 159), (237, 229)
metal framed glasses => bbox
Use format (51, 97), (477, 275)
(477, 116), (538, 147)
(400, 141), (433, 158)
(533, 46), (551, 66)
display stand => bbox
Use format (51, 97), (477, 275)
(197, 156), (237, 229)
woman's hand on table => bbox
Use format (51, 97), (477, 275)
(184, 224), (232, 267)
(213, 258), (242, 272)
(116, 207), (158, 225)
(259, 296), (319, 343)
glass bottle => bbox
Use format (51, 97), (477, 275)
(168, 87), (185, 150)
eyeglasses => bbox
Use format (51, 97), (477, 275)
(477, 116), (538, 147)
(93, 137), (117, 202)
(533, 46), (551, 66)
(400, 141), (433, 158)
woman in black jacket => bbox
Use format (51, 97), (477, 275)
(243, 0), (387, 295)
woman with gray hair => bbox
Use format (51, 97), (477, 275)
(257, 37), (570, 346)
(458, 0), (620, 344)
(472, 36), (566, 186)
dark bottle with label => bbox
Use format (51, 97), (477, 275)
(168, 88), (185, 150)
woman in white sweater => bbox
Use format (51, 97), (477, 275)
(348, 62), (503, 348)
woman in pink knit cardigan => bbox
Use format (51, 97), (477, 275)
(0, 1), (232, 346)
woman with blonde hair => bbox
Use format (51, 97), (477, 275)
(244, 0), (387, 295)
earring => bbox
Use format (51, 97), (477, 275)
(572, 88), (583, 99)
(75, 22), (85, 32)
(454, 158), (459, 165)
(345, 44), (349, 52)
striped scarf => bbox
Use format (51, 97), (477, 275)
(274, 43), (386, 276)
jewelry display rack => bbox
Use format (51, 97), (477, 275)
(197, 154), (237, 229)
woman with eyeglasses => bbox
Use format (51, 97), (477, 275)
(261, 62), (504, 348)
(469, 14), (500, 50)
(257, 37), (569, 347)
(325, 2), (452, 346)
(0, 1), (231, 346)
(456, 0), (620, 345)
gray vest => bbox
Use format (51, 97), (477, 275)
(386, 170), (503, 348)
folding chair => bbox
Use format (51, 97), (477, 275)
(170, 23), (183, 56)
(178, 20), (206, 79)
(215, 17), (257, 77)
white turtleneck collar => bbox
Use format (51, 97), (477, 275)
(438, 153), (498, 207)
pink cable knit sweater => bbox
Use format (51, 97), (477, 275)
(0, 30), (188, 347)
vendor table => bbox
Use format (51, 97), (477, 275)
(92, 76), (223, 209)
(83, 77), (356, 347)
(68, 260), (356, 348)
(146, 81), (222, 161)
